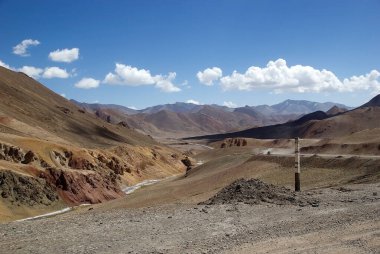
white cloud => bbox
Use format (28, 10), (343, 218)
(49, 48), (79, 63)
(18, 66), (43, 79)
(197, 67), (223, 86)
(223, 101), (237, 108)
(60, 93), (66, 98)
(342, 70), (380, 94)
(103, 63), (181, 92)
(17, 66), (70, 79)
(42, 67), (70, 79)
(186, 99), (202, 105)
(74, 78), (100, 89)
(1, 60), (70, 80)
(154, 72), (181, 92)
(128, 106), (138, 110)
(0, 60), (13, 70)
(104, 64), (155, 85)
(219, 59), (380, 94)
(13, 39), (40, 56)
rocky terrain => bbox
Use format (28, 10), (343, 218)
(0, 182), (378, 253)
(201, 178), (319, 206)
(0, 170), (59, 206)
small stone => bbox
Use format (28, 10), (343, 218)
(373, 192), (378, 196)
(167, 216), (172, 219)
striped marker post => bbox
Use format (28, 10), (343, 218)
(295, 137), (301, 192)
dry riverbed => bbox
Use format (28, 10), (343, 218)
(0, 183), (379, 254)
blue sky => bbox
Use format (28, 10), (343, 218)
(1, 0), (379, 109)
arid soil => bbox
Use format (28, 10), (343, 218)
(0, 182), (378, 254)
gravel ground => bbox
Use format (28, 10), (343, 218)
(200, 178), (319, 206)
(0, 183), (379, 254)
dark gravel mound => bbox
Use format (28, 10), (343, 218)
(201, 178), (319, 206)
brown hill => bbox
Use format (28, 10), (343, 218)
(0, 67), (156, 148)
(76, 104), (267, 138)
(0, 66), (186, 221)
(326, 105), (347, 116)
(360, 94), (380, 107)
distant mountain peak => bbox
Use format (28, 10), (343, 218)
(326, 105), (347, 116)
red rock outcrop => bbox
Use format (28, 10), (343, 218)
(41, 168), (124, 205)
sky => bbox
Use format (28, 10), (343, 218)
(1, 0), (379, 109)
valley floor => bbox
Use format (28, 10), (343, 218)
(0, 183), (379, 254)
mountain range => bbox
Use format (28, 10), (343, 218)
(73, 99), (351, 137)
(187, 94), (380, 141)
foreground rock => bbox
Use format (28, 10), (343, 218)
(0, 183), (378, 254)
(201, 178), (319, 206)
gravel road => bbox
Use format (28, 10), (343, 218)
(0, 183), (379, 254)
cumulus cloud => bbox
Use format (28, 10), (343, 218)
(154, 72), (181, 92)
(219, 59), (380, 94)
(42, 67), (70, 79)
(103, 63), (181, 92)
(1, 60), (70, 80)
(197, 67), (223, 86)
(223, 101), (237, 108)
(186, 99), (202, 105)
(18, 66), (43, 79)
(0, 60), (13, 70)
(13, 39), (40, 56)
(49, 48), (79, 63)
(17, 66), (70, 79)
(342, 71), (380, 94)
(103, 64), (155, 85)
(74, 78), (100, 89)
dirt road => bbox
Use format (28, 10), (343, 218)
(262, 147), (380, 159)
(0, 183), (379, 254)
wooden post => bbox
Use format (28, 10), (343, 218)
(295, 137), (301, 192)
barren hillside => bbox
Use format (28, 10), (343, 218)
(0, 67), (186, 221)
